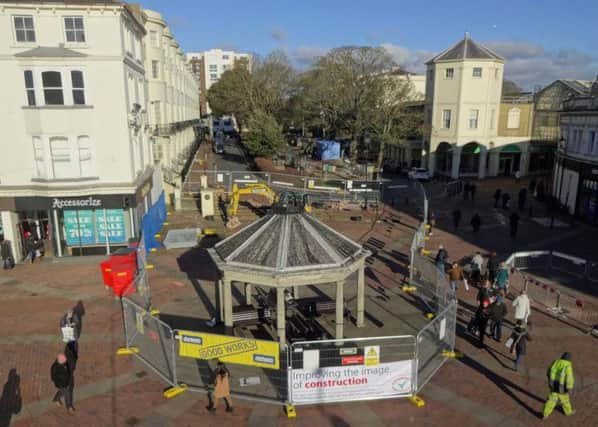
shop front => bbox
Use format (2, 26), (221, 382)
(12, 194), (139, 258)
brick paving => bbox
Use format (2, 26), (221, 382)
(1, 174), (597, 426)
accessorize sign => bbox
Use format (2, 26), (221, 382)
(52, 197), (102, 209)
(290, 360), (414, 404)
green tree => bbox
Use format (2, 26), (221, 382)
(244, 110), (285, 157)
(207, 64), (253, 128)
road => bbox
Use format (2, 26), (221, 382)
(212, 136), (251, 172)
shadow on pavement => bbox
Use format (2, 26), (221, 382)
(0, 368), (21, 427)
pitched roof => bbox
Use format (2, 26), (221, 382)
(14, 46), (86, 58)
(212, 212), (367, 274)
(559, 80), (592, 95)
(427, 34), (503, 64)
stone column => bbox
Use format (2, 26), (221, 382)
(357, 267), (365, 327)
(487, 150), (500, 177)
(293, 286), (300, 299)
(276, 287), (286, 345)
(215, 279), (223, 322)
(450, 146), (462, 179)
(519, 144), (530, 177)
(223, 279), (233, 328)
(335, 280), (345, 339)
(244, 283), (252, 306)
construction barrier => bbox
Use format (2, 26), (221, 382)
(505, 251), (598, 331)
(141, 192), (167, 251)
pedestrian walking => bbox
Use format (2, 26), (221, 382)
(487, 252), (499, 282)
(452, 209), (462, 230)
(435, 245), (448, 275)
(515, 170), (521, 182)
(470, 213), (481, 234)
(470, 183), (477, 201)
(60, 309), (81, 361)
(428, 211), (436, 236)
(493, 188), (502, 208)
(501, 193), (511, 210)
(537, 180), (545, 201)
(529, 178), (537, 195)
(494, 262), (509, 291)
(1, 238), (15, 270)
(509, 212), (520, 238)
(50, 352), (75, 413)
(542, 352), (575, 419)
(471, 252), (484, 283)
(468, 280), (491, 339)
(518, 188), (527, 211)
(448, 262), (464, 296)
(23, 232), (36, 264)
(489, 291), (507, 341)
(508, 320), (531, 371)
(476, 298), (491, 348)
(512, 289), (531, 325)
(207, 361), (233, 413)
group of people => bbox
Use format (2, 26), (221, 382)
(50, 309), (81, 413)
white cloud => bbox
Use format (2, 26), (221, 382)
(486, 40), (597, 89)
(380, 43), (435, 74)
(291, 46), (330, 66)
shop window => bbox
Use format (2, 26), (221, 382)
(50, 137), (71, 179)
(78, 136), (93, 176)
(42, 71), (64, 105)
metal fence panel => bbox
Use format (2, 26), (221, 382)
(173, 330), (288, 403)
(416, 301), (457, 392)
(586, 261), (598, 283)
(550, 251), (587, 278)
(288, 336), (417, 405)
(122, 298), (177, 386)
(509, 251), (551, 271)
(126, 269), (152, 311)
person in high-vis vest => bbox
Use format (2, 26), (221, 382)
(543, 352), (575, 419)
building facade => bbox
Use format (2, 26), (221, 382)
(143, 9), (200, 203)
(186, 49), (251, 115)
(0, 0), (160, 260)
(552, 78), (598, 223)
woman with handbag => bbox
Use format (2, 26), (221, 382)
(508, 320), (531, 371)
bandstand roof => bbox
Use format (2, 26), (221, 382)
(210, 212), (369, 277)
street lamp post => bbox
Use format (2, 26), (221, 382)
(554, 137), (567, 227)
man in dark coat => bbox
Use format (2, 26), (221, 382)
(493, 189), (502, 208)
(470, 213), (482, 234)
(509, 212), (520, 238)
(487, 252), (499, 282)
(50, 351), (75, 412)
(489, 291), (508, 341)
(1, 238), (14, 270)
(502, 193), (511, 210)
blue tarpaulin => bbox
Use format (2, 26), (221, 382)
(141, 191), (167, 252)
(315, 140), (341, 161)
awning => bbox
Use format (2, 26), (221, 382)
(529, 144), (556, 153)
(500, 144), (521, 153)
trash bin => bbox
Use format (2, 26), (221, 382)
(110, 262), (136, 297)
(100, 260), (114, 289)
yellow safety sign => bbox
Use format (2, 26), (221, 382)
(364, 345), (380, 366)
(178, 330), (280, 369)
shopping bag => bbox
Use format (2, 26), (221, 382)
(61, 325), (75, 343)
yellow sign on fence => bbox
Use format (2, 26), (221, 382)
(178, 330), (280, 370)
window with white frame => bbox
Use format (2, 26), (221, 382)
(209, 64), (218, 72)
(24, 70), (36, 106)
(445, 68), (454, 79)
(150, 30), (158, 47)
(32, 136), (45, 178)
(64, 16), (85, 42)
(442, 110), (451, 129)
(507, 108), (521, 129)
(210, 73), (218, 81)
(42, 71), (64, 105)
(77, 136), (93, 176)
(152, 60), (159, 79)
(71, 71), (85, 105)
(222, 55), (229, 60)
(49, 137), (71, 179)
(472, 67), (482, 78)
(13, 16), (35, 42)
(469, 109), (479, 129)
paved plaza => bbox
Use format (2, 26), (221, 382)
(1, 173), (597, 427)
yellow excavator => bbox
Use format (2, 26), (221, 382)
(226, 183), (312, 229)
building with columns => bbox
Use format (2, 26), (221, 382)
(0, 0), (161, 260)
(142, 9), (200, 204)
(424, 34), (506, 179)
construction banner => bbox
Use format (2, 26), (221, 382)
(177, 330), (280, 370)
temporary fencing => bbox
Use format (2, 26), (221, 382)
(288, 336), (417, 405)
(505, 251), (598, 331)
(141, 192), (168, 251)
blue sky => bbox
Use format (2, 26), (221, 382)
(139, 0), (598, 89)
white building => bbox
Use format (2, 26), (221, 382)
(0, 1), (160, 260)
(143, 9), (200, 202)
(553, 78), (598, 221)
(186, 49), (251, 115)
(424, 34), (506, 178)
